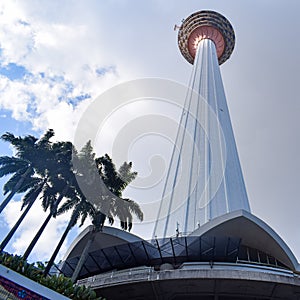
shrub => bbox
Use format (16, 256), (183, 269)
(0, 253), (103, 300)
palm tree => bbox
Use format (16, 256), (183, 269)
(70, 197), (143, 282)
(43, 142), (97, 276)
(0, 138), (36, 214)
(0, 130), (56, 213)
(0, 130), (56, 252)
(44, 143), (143, 279)
(22, 141), (76, 260)
(0, 157), (35, 214)
(69, 146), (143, 282)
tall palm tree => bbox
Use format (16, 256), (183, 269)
(0, 130), (56, 252)
(70, 197), (143, 282)
(43, 142), (97, 276)
(0, 130), (56, 213)
(0, 157), (34, 214)
(0, 136), (36, 214)
(22, 141), (76, 260)
(44, 143), (143, 278)
(69, 146), (143, 282)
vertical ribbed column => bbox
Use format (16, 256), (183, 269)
(153, 38), (250, 239)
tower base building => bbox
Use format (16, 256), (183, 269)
(63, 211), (300, 299)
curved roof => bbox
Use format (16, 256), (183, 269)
(62, 225), (143, 261)
(191, 210), (299, 271)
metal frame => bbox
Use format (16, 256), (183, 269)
(60, 235), (288, 279)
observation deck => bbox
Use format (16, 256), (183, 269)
(178, 10), (235, 64)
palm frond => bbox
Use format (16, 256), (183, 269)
(37, 129), (55, 147)
(0, 156), (28, 167)
(1, 133), (37, 157)
(11, 176), (40, 194)
(21, 178), (45, 209)
(0, 162), (29, 178)
(118, 161), (137, 185)
(2, 174), (19, 195)
(21, 187), (37, 209)
(41, 184), (58, 211)
(57, 197), (80, 215)
(125, 198), (144, 221)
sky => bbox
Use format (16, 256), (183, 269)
(0, 0), (299, 264)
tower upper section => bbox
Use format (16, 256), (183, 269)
(178, 10), (235, 65)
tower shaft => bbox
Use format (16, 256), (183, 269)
(153, 38), (250, 239)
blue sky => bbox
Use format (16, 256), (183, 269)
(0, 0), (299, 264)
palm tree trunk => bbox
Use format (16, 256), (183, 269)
(22, 212), (52, 260)
(0, 179), (45, 252)
(0, 167), (31, 214)
(43, 222), (73, 276)
(22, 185), (69, 260)
(71, 230), (95, 282)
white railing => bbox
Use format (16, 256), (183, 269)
(77, 262), (298, 288)
(77, 266), (154, 286)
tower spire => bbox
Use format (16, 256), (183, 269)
(153, 11), (250, 239)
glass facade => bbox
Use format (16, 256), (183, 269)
(61, 235), (288, 280)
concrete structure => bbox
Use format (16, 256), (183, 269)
(153, 10), (249, 239)
(62, 211), (300, 299)
(60, 10), (300, 299)
(78, 264), (300, 299)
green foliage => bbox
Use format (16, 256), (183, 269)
(40, 275), (100, 300)
(0, 252), (43, 281)
(0, 253), (103, 300)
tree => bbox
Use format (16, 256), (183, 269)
(0, 157), (34, 214)
(44, 143), (143, 279)
(0, 130), (56, 252)
(0, 134), (37, 214)
(70, 146), (143, 282)
(70, 198), (143, 282)
(22, 141), (76, 260)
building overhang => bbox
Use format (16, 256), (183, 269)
(62, 225), (144, 261)
(191, 209), (299, 271)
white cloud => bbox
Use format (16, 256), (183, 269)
(0, 1), (123, 140)
(0, 1), (176, 143)
(0, 2), (33, 64)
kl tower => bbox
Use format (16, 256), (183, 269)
(153, 10), (250, 239)
(61, 11), (300, 300)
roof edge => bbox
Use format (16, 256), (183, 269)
(191, 210), (299, 271)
